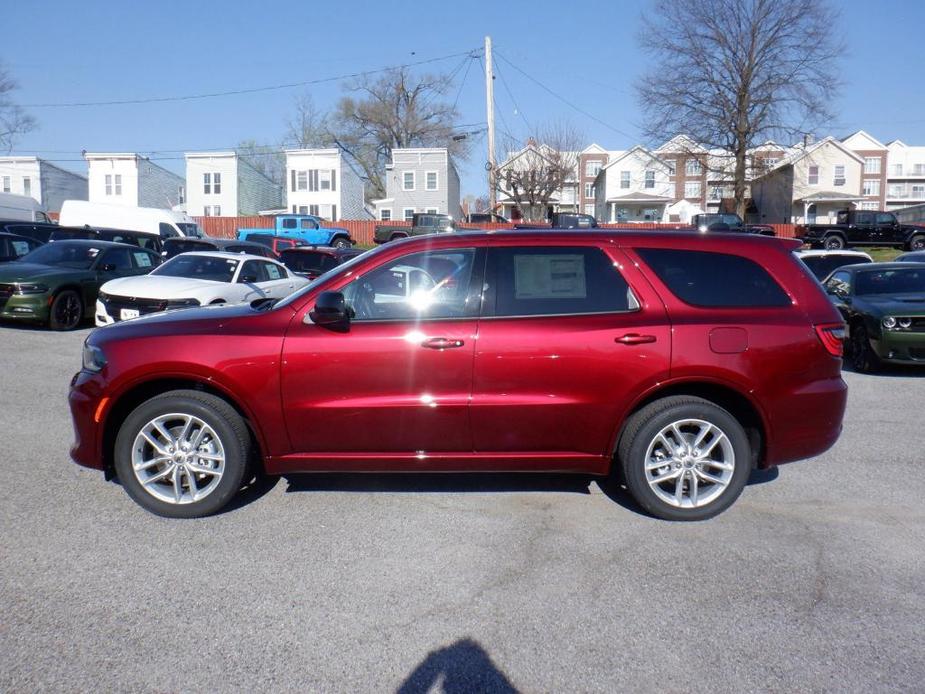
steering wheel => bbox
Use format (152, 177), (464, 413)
(352, 281), (377, 320)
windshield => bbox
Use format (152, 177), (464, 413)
(276, 244), (385, 309)
(152, 254), (239, 282)
(176, 223), (203, 238)
(164, 240), (212, 258)
(280, 250), (339, 275)
(799, 254), (871, 280)
(19, 242), (104, 269)
(855, 268), (925, 295)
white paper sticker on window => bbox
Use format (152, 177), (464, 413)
(514, 254), (587, 299)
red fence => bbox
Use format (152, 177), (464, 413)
(193, 217), (797, 245)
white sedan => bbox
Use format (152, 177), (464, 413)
(95, 251), (309, 326)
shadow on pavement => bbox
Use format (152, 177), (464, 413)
(282, 471), (596, 496)
(397, 638), (518, 694)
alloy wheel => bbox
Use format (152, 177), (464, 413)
(643, 418), (736, 509)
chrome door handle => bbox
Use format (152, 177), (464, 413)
(422, 337), (465, 349)
(615, 333), (657, 345)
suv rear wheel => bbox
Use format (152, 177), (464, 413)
(823, 234), (846, 250)
(908, 234), (925, 252)
(618, 396), (751, 521)
(114, 389), (250, 518)
(331, 237), (351, 250)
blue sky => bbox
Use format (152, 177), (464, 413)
(6, 0), (925, 198)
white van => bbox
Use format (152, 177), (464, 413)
(58, 200), (202, 238)
(0, 192), (52, 222)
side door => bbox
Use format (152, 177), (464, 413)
(236, 259), (271, 301)
(280, 246), (484, 455)
(876, 212), (902, 244)
(300, 218), (326, 245)
(469, 244), (671, 459)
(256, 260), (297, 298)
(129, 248), (161, 276)
(90, 246), (136, 309)
(851, 211), (876, 244)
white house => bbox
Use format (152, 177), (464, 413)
(185, 152), (283, 217)
(84, 153), (185, 209)
(285, 148), (366, 220)
(495, 142), (580, 220)
(0, 156), (88, 212)
(751, 137), (864, 224)
(594, 146), (675, 222)
(372, 148), (460, 221)
(885, 139), (925, 211)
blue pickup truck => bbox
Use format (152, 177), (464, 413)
(237, 215), (354, 249)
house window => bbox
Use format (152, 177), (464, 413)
(1, 176), (9, 193)
(860, 202), (878, 210)
(620, 171), (631, 189)
(213, 173), (221, 194)
(833, 165), (846, 186)
(425, 171), (438, 191)
(764, 158), (780, 169)
(213, 205), (221, 216)
(684, 181), (702, 198)
(584, 203), (595, 215)
(685, 159), (702, 176)
(864, 157), (881, 174)
(309, 204), (320, 216)
(584, 161), (602, 177)
(808, 166), (819, 185)
(22, 177), (31, 197)
(105, 174), (122, 196)
(914, 164), (925, 175)
(863, 179), (881, 196)
(178, 186), (185, 204)
(319, 170), (333, 191)
(643, 208), (659, 221)
(891, 164), (903, 176)
(203, 173), (211, 194)
(297, 206), (308, 215)
(403, 207), (415, 221)
(709, 185), (723, 201)
(913, 185), (925, 198)
(889, 184), (904, 198)
(296, 171), (307, 191)
(403, 172), (415, 191)
(584, 182), (595, 198)
(425, 208), (438, 214)
(644, 170), (655, 189)
(665, 159), (676, 175)
(380, 208), (392, 221)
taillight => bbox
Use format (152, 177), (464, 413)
(815, 323), (846, 357)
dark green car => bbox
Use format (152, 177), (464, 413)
(0, 240), (161, 330)
(823, 262), (925, 372)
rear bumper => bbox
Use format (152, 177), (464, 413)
(765, 375), (847, 466)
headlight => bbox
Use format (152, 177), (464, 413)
(882, 316), (897, 329)
(81, 341), (107, 372)
(899, 317), (913, 329)
(15, 283), (48, 295)
(166, 298), (200, 308)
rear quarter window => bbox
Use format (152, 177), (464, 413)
(636, 248), (791, 308)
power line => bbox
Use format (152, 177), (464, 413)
(21, 49), (480, 108)
(494, 51), (637, 141)
(492, 59), (532, 134)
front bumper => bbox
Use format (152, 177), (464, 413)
(68, 369), (108, 470)
(872, 331), (925, 365)
(0, 292), (52, 322)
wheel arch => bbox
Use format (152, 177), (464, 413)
(612, 380), (767, 470)
(100, 376), (266, 478)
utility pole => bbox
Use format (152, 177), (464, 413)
(485, 35), (496, 213)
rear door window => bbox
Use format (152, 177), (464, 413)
(484, 246), (637, 317)
(636, 248), (790, 308)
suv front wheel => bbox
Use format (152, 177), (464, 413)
(114, 389), (250, 518)
(618, 396), (752, 521)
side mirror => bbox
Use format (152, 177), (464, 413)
(308, 291), (350, 327)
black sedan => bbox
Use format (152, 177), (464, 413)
(0, 232), (43, 263)
(279, 246), (365, 280)
(162, 237), (279, 260)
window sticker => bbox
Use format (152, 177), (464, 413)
(134, 252), (153, 267)
(514, 254), (587, 299)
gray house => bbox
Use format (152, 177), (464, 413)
(373, 148), (460, 221)
(0, 156), (88, 212)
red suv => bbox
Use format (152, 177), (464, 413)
(69, 231), (847, 520)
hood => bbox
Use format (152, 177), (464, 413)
(857, 294), (925, 313)
(324, 226), (350, 233)
(101, 275), (224, 298)
(0, 262), (92, 284)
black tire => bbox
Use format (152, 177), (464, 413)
(823, 234), (846, 250)
(907, 234), (925, 252)
(331, 237), (351, 250)
(113, 389), (251, 518)
(48, 289), (83, 330)
(848, 322), (881, 374)
(618, 396), (752, 521)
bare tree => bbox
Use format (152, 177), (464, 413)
(284, 94), (334, 149)
(235, 139), (286, 186)
(327, 67), (470, 199)
(497, 122), (583, 221)
(0, 62), (36, 152)
(636, 0), (843, 217)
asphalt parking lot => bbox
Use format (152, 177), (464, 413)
(1, 324), (923, 693)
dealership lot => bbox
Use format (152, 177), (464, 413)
(1, 325), (923, 692)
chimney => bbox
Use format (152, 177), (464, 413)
(803, 133), (815, 148)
